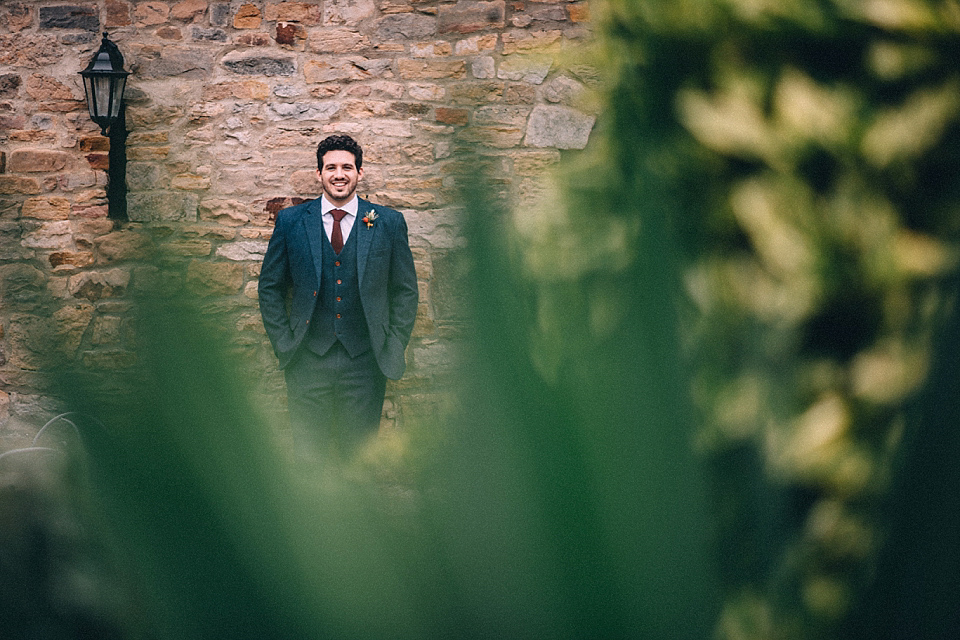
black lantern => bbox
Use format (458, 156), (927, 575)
(79, 32), (130, 136)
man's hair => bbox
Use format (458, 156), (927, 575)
(316, 134), (363, 170)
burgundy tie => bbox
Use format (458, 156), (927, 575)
(330, 208), (347, 254)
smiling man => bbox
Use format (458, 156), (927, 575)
(258, 135), (419, 457)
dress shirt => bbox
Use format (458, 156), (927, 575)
(319, 195), (358, 245)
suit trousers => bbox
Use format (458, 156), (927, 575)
(283, 342), (387, 458)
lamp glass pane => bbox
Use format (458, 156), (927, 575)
(93, 76), (112, 119)
(110, 76), (127, 119)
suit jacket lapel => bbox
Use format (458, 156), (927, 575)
(303, 198), (325, 284)
(356, 198), (375, 287)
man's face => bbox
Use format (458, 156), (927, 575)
(317, 149), (363, 206)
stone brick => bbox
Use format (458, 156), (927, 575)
(95, 231), (155, 263)
(438, 0), (505, 34)
(307, 29), (368, 53)
(497, 55), (552, 84)
(79, 136), (111, 152)
(8, 150), (70, 173)
(202, 80), (270, 100)
(105, 0), (132, 25)
(171, 0), (208, 20)
(389, 102), (431, 117)
(198, 198), (251, 226)
(543, 74), (584, 104)
(0, 263), (46, 311)
(408, 83), (445, 101)
(3, 3), (34, 32)
(373, 191), (438, 209)
(73, 217), (113, 236)
(210, 2), (230, 25)
(264, 2), (322, 24)
(127, 147), (171, 161)
(171, 173), (212, 190)
(138, 47), (214, 78)
(397, 58), (466, 80)
(450, 81), (504, 105)
(524, 104), (595, 149)
(222, 52), (297, 76)
(52, 302), (96, 354)
(0, 74), (23, 99)
(186, 260), (243, 295)
(323, 0), (376, 26)
(128, 132), (171, 145)
(156, 25), (183, 38)
(457, 125), (524, 148)
(72, 202), (109, 219)
(474, 105), (529, 127)
(340, 99), (389, 118)
(568, 2), (589, 23)
(58, 171), (101, 192)
(21, 220), (74, 250)
(126, 163), (163, 190)
(411, 41), (453, 58)
(164, 237), (213, 256)
(39, 5), (99, 30)
(501, 29), (562, 54)
(471, 56), (496, 79)
(0, 177), (42, 195)
(385, 175), (443, 190)
(234, 3), (262, 28)
(127, 192), (198, 222)
(216, 240), (268, 261)
(21, 197), (71, 220)
(67, 269), (129, 301)
(455, 33), (498, 54)
(275, 22), (308, 46)
(290, 170), (323, 194)
(85, 153), (110, 170)
(511, 149), (561, 175)
(435, 107), (469, 126)
(0, 35), (63, 68)
(267, 101), (341, 121)
(49, 251), (95, 270)
(91, 315), (123, 345)
(192, 27), (227, 41)
(135, 2), (170, 25)
(304, 57), (385, 83)
(504, 83), (536, 104)
(375, 13), (436, 39)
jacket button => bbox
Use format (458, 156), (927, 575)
(335, 261), (341, 267)
(336, 279), (342, 285)
(336, 296), (342, 302)
(313, 290), (317, 296)
(336, 313), (342, 319)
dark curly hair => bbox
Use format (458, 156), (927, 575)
(316, 134), (363, 170)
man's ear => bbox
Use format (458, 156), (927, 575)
(316, 169), (322, 181)
(357, 166), (364, 181)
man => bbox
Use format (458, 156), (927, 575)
(258, 134), (419, 456)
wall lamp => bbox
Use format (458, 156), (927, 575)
(80, 32), (130, 220)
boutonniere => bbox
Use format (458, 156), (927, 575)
(362, 210), (378, 228)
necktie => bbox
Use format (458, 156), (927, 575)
(330, 208), (347, 254)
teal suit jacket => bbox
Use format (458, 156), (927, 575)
(258, 197), (419, 379)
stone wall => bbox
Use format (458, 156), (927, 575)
(0, 0), (596, 436)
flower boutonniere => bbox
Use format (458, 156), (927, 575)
(362, 210), (378, 228)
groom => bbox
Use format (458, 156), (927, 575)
(258, 134), (419, 456)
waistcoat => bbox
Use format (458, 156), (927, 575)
(305, 223), (371, 357)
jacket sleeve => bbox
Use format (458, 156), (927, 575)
(258, 212), (294, 357)
(387, 212), (419, 348)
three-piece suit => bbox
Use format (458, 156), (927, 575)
(258, 196), (419, 453)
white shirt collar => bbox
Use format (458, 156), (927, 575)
(320, 195), (359, 217)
